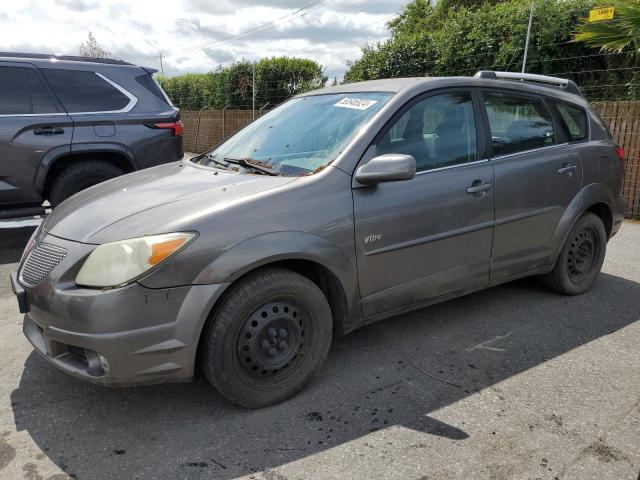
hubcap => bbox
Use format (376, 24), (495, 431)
(567, 228), (597, 283)
(237, 301), (305, 377)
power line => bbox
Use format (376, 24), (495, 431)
(165, 0), (333, 58)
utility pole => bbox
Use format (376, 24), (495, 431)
(159, 52), (164, 75)
(522, 2), (534, 73)
(252, 63), (256, 120)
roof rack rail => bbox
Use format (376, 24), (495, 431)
(0, 52), (134, 66)
(474, 70), (582, 96)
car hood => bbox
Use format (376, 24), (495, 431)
(44, 161), (297, 244)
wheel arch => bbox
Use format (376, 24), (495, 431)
(191, 232), (361, 342)
(550, 183), (616, 265)
(585, 202), (613, 239)
(35, 144), (137, 198)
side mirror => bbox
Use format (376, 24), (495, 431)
(354, 154), (416, 185)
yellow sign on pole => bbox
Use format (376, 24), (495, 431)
(589, 6), (615, 22)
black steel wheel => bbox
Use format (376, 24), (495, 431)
(236, 300), (307, 379)
(566, 227), (600, 285)
(201, 268), (332, 408)
(543, 212), (607, 295)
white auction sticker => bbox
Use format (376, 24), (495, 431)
(334, 97), (378, 110)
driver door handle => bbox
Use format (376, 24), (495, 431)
(466, 181), (492, 195)
(557, 164), (577, 175)
(34, 127), (64, 136)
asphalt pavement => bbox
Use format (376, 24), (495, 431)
(0, 222), (638, 480)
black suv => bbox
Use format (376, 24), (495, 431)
(0, 53), (183, 218)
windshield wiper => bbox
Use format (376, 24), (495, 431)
(198, 152), (230, 169)
(223, 157), (280, 176)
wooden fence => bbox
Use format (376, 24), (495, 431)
(181, 110), (257, 155)
(593, 102), (640, 220)
(182, 103), (640, 219)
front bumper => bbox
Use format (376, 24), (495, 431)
(13, 233), (228, 386)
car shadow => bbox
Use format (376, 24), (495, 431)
(10, 272), (640, 479)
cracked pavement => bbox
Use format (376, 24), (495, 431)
(0, 222), (638, 480)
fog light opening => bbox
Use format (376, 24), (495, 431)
(97, 353), (110, 374)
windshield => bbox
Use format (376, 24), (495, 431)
(193, 92), (392, 176)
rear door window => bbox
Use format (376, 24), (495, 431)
(483, 92), (556, 156)
(42, 69), (132, 113)
(0, 66), (58, 115)
(554, 101), (588, 141)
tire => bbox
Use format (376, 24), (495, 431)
(49, 160), (124, 207)
(542, 212), (607, 295)
(201, 267), (333, 408)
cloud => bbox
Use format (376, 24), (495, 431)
(57, 0), (98, 12)
(1, 0), (406, 79)
(202, 48), (237, 65)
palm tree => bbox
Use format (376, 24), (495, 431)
(573, 0), (640, 53)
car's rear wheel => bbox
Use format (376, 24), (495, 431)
(49, 160), (124, 207)
(542, 212), (607, 295)
(201, 267), (333, 408)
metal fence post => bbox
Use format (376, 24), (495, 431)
(222, 106), (228, 139)
(252, 63), (256, 120)
(522, 2), (535, 73)
(193, 109), (203, 153)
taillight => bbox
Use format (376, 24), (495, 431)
(616, 146), (625, 162)
(149, 120), (183, 137)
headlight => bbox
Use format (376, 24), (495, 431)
(75, 232), (196, 288)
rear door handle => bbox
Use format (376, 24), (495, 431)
(466, 182), (492, 195)
(557, 164), (577, 175)
(34, 127), (64, 136)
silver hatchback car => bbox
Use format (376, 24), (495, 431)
(12, 71), (625, 408)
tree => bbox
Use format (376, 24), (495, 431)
(79, 32), (112, 59)
(574, 0), (640, 53)
(343, 0), (640, 100)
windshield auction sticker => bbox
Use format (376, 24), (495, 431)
(334, 97), (379, 110)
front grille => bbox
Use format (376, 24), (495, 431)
(19, 243), (68, 287)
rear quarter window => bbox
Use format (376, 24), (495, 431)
(42, 69), (132, 113)
(135, 74), (173, 106)
(554, 100), (588, 141)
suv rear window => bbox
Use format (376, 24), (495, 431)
(0, 66), (57, 115)
(554, 101), (588, 141)
(42, 69), (131, 113)
(483, 92), (556, 156)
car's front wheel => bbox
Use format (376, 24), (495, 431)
(543, 212), (607, 295)
(201, 267), (333, 408)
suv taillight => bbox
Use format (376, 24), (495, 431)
(616, 145), (625, 163)
(149, 121), (183, 137)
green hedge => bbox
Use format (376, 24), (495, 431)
(158, 57), (327, 110)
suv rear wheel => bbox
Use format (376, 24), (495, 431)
(543, 212), (607, 295)
(49, 160), (124, 207)
(201, 268), (333, 408)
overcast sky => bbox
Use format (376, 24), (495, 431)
(1, 0), (408, 79)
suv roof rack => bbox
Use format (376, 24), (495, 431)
(0, 52), (134, 66)
(474, 70), (582, 96)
